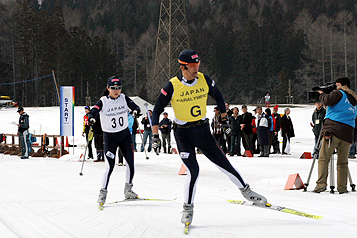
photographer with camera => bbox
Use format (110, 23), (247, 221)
(313, 77), (357, 194)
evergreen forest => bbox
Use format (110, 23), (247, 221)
(0, 0), (356, 106)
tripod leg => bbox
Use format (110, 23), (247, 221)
(304, 135), (322, 191)
(329, 154), (335, 193)
(348, 168), (356, 192)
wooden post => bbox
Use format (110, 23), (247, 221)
(52, 70), (60, 105)
(60, 136), (64, 156)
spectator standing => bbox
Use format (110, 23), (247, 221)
(251, 113), (259, 154)
(229, 107), (242, 156)
(225, 103), (233, 153)
(281, 108), (295, 155)
(17, 107), (30, 159)
(256, 107), (270, 157)
(265, 93), (271, 108)
(271, 105), (281, 154)
(141, 110), (153, 153)
(82, 106), (94, 159)
(240, 105), (254, 154)
(311, 101), (326, 156)
(211, 107), (227, 154)
(159, 112), (172, 153)
(348, 118), (357, 158)
(92, 114), (104, 162)
(265, 108), (274, 154)
(225, 102), (233, 117)
(313, 77), (357, 193)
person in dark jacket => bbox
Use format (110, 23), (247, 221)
(281, 108), (295, 155)
(256, 106), (270, 157)
(17, 107), (30, 159)
(82, 106), (94, 159)
(225, 103), (233, 153)
(211, 107), (227, 154)
(265, 108), (274, 154)
(240, 105), (254, 154)
(141, 110), (153, 152)
(92, 114), (104, 162)
(229, 107), (242, 156)
(251, 113), (259, 154)
(311, 101), (326, 156)
(271, 105), (281, 154)
(159, 112), (172, 153)
(313, 77), (357, 193)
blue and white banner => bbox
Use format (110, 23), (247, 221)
(60, 86), (75, 136)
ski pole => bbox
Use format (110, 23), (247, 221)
(79, 129), (93, 176)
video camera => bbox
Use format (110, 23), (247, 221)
(308, 82), (336, 101)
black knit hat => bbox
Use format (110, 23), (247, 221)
(107, 76), (122, 86)
(335, 77), (350, 88)
(178, 49), (200, 64)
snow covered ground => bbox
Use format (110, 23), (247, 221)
(0, 105), (357, 238)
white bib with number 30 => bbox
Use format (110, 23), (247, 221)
(99, 94), (129, 133)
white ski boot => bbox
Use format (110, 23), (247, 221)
(124, 183), (138, 199)
(97, 188), (107, 205)
(240, 184), (267, 206)
(181, 203), (194, 225)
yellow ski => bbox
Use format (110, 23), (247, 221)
(228, 200), (322, 220)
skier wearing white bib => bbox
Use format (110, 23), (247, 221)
(88, 76), (141, 206)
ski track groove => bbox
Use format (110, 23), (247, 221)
(0, 192), (77, 238)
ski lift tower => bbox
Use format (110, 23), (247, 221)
(150, 0), (189, 103)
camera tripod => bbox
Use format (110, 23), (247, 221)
(303, 134), (356, 193)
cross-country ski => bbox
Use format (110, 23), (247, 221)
(227, 200), (323, 220)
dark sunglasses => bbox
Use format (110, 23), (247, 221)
(109, 86), (122, 90)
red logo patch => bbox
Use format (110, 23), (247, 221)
(161, 88), (167, 96)
(112, 78), (120, 82)
(191, 54), (198, 59)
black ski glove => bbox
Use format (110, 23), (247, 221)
(132, 109), (142, 119)
(88, 117), (96, 126)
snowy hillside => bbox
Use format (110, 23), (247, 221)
(0, 105), (357, 238)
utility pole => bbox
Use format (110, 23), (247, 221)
(85, 81), (91, 106)
(151, 0), (189, 103)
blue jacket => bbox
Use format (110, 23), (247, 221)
(325, 90), (357, 128)
(319, 86), (357, 143)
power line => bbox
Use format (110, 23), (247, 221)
(0, 74), (53, 86)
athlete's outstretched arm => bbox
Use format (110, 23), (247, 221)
(125, 95), (141, 114)
(152, 81), (174, 134)
(88, 100), (103, 120)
